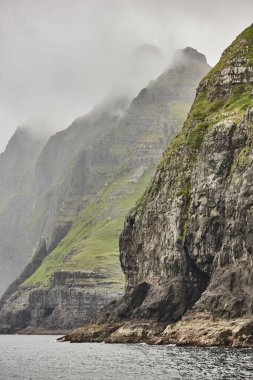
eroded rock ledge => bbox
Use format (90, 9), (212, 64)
(0, 270), (122, 334)
(59, 313), (253, 348)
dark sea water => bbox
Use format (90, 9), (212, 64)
(0, 335), (253, 380)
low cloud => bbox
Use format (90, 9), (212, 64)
(0, 0), (252, 151)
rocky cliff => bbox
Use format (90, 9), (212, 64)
(0, 128), (47, 295)
(64, 25), (253, 348)
(0, 47), (210, 333)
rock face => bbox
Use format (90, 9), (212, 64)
(0, 47), (210, 333)
(0, 128), (47, 295)
(0, 270), (120, 333)
(65, 25), (253, 347)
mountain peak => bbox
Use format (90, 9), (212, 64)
(2, 126), (48, 157)
(3, 127), (33, 154)
(182, 47), (207, 63)
(172, 47), (209, 69)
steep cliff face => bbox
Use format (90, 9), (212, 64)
(117, 25), (253, 323)
(0, 47), (210, 332)
(65, 25), (253, 347)
(0, 128), (47, 295)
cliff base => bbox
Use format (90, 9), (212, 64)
(60, 315), (253, 348)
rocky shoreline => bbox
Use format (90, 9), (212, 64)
(59, 313), (253, 349)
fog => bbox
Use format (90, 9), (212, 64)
(0, 0), (252, 152)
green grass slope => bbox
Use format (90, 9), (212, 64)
(24, 168), (154, 292)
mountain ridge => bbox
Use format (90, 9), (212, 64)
(0, 47), (210, 333)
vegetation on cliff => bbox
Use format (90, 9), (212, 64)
(138, 24), (253, 216)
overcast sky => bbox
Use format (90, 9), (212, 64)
(0, 0), (252, 152)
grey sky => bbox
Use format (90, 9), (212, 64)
(0, 0), (252, 152)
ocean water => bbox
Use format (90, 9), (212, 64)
(0, 335), (253, 379)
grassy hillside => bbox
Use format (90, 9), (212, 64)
(5, 47), (210, 304)
(24, 168), (154, 292)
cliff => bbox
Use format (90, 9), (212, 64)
(64, 25), (253, 348)
(0, 48), (210, 333)
(0, 128), (47, 295)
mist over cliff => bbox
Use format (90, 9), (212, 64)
(0, 0), (253, 152)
